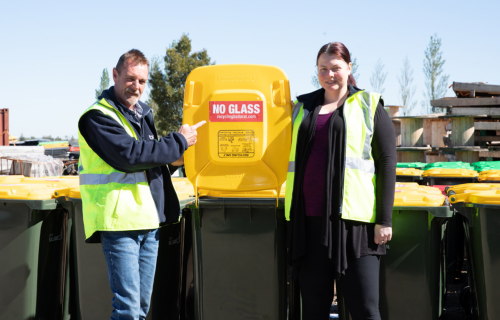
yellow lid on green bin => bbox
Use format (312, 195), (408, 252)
(396, 168), (423, 176)
(478, 170), (500, 181)
(469, 189), (500, 205)
(395, 182), (420, 188)
(0, 175), (25, 184)
(68, 187), (81, 199)
(17, 179), (77, 197)
(395, 185), (442, 195)
(182, 64), (291, 197)
(394, 192), (446, 206)
(0, 184), (59, 200)
(422, 168), (478, 178)
(199, 189), (284, 199)
(447, 183), (500, 196)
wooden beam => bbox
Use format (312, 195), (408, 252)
(475, 136), (500, 142)
(431, 97), (500, 107)
(453, 82), (500, 95)
(451, 108), (500, 116)
(474, 122), (500, 130)
(479, 151), (500, 158)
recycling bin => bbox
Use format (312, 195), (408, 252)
(422, 168), (478, 186)
(396, 168), (424, 183)
(450, 189), (500, 320)
(396, 162), (427, 169)
(184, 194), (287, 320)
(472, 161), (500, 172)
(339, 191), (453, 320)
(423, 161), (474, 171)
(478, 170), (500, 183)
(0, 184), (70, 320)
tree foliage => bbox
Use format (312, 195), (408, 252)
(398, 56), (417, 116)
(423, 33), (450, 113)
(148, 34), (213, 135)
(95, 68), (110, 100)
(370, 59), (387, 95)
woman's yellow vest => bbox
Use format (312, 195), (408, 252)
(285, 90), (381, 223)
(78, 99), (159, 240)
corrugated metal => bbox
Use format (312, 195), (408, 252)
(0, 109), (9, 146)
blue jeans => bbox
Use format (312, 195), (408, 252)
(101, 229), (159, 320)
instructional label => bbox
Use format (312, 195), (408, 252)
(218, 130), (255, 158)
(209, 101), (263, 122)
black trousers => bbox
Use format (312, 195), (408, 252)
(298, 217), (381, 320)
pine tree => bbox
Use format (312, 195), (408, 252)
(423, 34), (450, 113)
(148, 34), (213, 135)
(95, 68), (110, 100)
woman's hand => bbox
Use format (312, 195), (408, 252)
(374, 224), (392, 245)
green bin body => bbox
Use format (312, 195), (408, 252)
(185, 198), (288, 320)
(67, 197), (114, 319)
(339, 206), (452, 320)
(454, 203), (500, 320)
(0, 198), (70, 320)
(423, 176), (478, 186)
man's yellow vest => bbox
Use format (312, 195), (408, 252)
(78, 99), (159, 240)
(285, 90), (381, 223)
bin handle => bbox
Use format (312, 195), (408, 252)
(279, 80), (286, 105)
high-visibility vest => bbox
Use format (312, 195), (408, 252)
(78, 99), (159, 240)
(285, 90), (381, 223)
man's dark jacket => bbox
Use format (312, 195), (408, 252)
(78, 87), (188, 243)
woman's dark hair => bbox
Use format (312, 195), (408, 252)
(316, 42), (357, 87)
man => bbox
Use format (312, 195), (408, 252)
(78, 49), (204, 319)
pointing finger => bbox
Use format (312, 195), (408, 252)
(191, 121), (207, 130)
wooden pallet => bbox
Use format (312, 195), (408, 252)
(431, 97), (500, 108)
(452, 82), (500, 98)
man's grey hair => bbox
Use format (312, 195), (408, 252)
(116, 49), (149, 73)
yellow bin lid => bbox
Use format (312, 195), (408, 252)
(422, 168), (478, 178)
(469, 189), (500, 205)
(182, 64), (291, 195)
(68, 187), (81, 199)
(0, 175), (25, 184)
(395, 186), (442, 195)
(478, 170), (500, 181)
(199, 189), (284, 199)
(394, 192), (446, 206)
(396, 168), (423, 176)
(0, 184), (60, 200)
(395, 182), (419, 188)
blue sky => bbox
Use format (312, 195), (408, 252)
(2, 0), (499, 138)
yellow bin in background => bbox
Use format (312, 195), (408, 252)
(182, 64), (292, 197)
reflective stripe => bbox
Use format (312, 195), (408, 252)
(345, 157), (375, 174)
(79, 171), (148, 185)
(292, 102), (303, 124)
(288, 161), (295, 172)
(357, 92), (374, 160)
(79, 164), (84, 172)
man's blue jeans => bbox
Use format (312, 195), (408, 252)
(101, 229), (159, 320)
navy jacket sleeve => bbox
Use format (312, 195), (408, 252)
(371, 100), (396, 227)
(78, 110), (188, 173)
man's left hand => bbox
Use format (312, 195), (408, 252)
(374, 224), (392, 245)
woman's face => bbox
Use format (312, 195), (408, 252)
(317, 53), (352, 93)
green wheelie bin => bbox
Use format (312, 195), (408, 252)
(339, 191), (453, 320)
(182, 191), (288, 320)
(450, 189), (500, 320)
(0, 183), (71, 320)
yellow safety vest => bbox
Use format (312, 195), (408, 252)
(285, 90), (381, 223)
(78, 99), (159, 240)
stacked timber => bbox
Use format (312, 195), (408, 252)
(431, 82), (500, 161)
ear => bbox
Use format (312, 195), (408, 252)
(112, 68), (119, 83)
(348, 62), (352, 74)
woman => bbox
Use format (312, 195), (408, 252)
(286, 42), (396, 320)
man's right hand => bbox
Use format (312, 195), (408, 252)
(178, 121), (206, 147)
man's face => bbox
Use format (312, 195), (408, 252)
(113, 59), (148, 109)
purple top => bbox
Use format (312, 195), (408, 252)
(303, 111), (335, 216)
